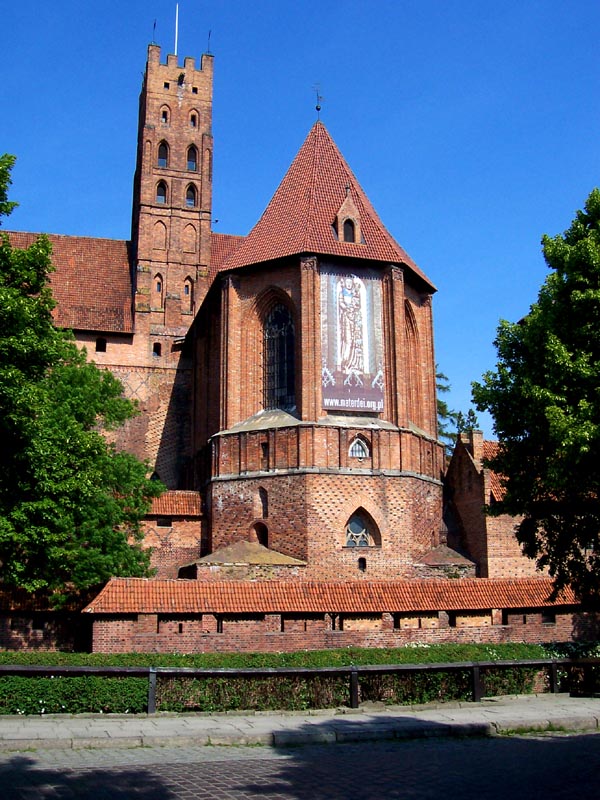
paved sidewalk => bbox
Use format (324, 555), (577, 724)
(0, 694), (598, 751)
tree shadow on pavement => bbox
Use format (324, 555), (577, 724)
(0, 754), (175, 799)
(235, 717), (600, 800)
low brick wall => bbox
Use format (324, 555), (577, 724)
(91, 608), (584, 654)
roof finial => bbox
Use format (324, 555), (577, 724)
(313, 84), (323, 120)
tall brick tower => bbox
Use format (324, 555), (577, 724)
(110, 44), (214, 489)
(131, 44), (214, 324)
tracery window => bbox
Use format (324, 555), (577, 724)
(263, 304), (295, 410)
(345, 511), (380, 547)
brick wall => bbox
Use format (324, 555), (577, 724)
(0, 614), (91, 652)
(142, 517), (203, 577)
(446, 433), (541, 579)
(209, 471), (443, 580)
(90, 607), (587, 654)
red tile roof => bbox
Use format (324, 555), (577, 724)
(483, 440), (506, 501)
(210, 232), (245, 278)
(7, 231), (133, 333)
(220, 123), (435, 290)
(150, 491), (202, 516)
(83, 577), (574, 615)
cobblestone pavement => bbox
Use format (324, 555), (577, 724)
(1, 734), (599, 799)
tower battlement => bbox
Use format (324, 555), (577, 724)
(146, 43), (213, 80)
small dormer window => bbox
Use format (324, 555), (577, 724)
(335, 190), (361, 245)
(343, 219), (356, 243)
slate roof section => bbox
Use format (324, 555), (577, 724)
(7, 231), (133, 333)
(83, 578), (575, 614)
(220, 122), (435, 290)
(483, 440), (506, 502)
(150, 491), (202, 516)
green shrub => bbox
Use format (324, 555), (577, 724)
(0, 641), (593, 715)
(0, 676), (147, 715)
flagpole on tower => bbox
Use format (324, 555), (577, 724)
(174, 3), (179, 56)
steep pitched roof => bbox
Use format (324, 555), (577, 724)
(483, 440), (506, 502)
(221, 122), (435, 290)
(7, 231), (133, 333)
(83, 577), (574, 615)
(210, 232), (245, 278)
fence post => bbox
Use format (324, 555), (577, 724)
(148, 667), (157, 714)
(350, 667), (359, 709)
(549, 662), (559, 694)
(471, 665), (483, 702)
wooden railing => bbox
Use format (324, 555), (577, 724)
(0, 658), (598, 714)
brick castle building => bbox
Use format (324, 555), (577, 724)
(4, 44), (586, 653)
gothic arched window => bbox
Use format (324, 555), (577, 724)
(156, 181), (167, 204)
(183, 277), (193, 312)
(345, 510), (381, 547)
(185, 184), (197, 207)
(157, 141), (169, 168)
(187, 145), (198, 171)
(349, 438), (369, 459)
(264, 303), (295, 411)
(154, 273), (164, 308)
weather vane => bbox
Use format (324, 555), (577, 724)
(314, 85), (324, 120)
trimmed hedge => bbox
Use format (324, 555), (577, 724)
(0, 642), (595, 715)
(0, 641), (552, 668)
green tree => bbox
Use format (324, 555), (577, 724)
(436, 368), (459, 454)
(0, 155), (162, 603)
(456, 408), (479, 433)
(472, 189), (600, 603)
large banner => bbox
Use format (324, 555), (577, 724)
(320, 265), (384, 413)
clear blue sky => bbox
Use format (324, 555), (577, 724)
(4, 1), (600, 438)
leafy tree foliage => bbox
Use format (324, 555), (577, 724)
(472, 189), (600, 603)
(0, 155), (162, 603)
